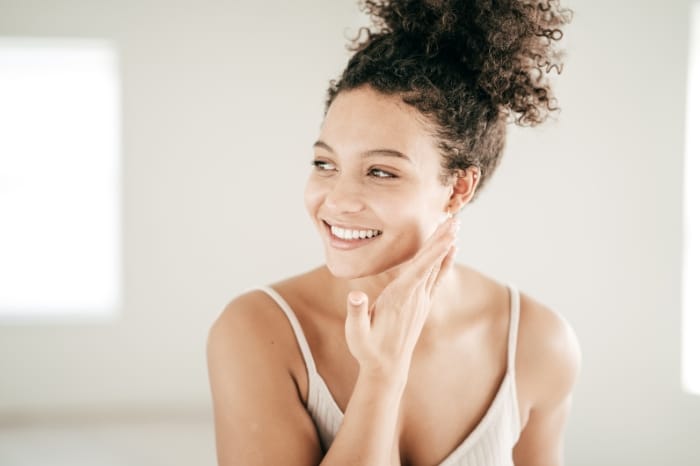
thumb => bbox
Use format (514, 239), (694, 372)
(345, 290), (370, 342)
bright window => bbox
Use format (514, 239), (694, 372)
(683, 3), (700, 395)
(0, 38), (121, 321)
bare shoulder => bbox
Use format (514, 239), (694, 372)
(509, 292), (581, 463)
(516, 290), (582, 411)
(208, 289), (292, 361)
(207, 288), (322, 465)
(208, 266), (326, 373)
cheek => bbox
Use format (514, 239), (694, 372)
(303, 177), (324, 216)
(385, 215), (426, 259)
(388, 204), (444, 253)
(384, 190), (439, 233)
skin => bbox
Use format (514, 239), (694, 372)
(207, 85), (581, 466)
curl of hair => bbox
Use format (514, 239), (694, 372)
(325, 0), (573, 195)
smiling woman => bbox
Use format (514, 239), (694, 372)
(207, 1), (580, 466)
(306, 88), (457, 278)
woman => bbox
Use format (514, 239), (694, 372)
(207, 1), (580, 465)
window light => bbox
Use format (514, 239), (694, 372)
(0, 38), (121, 321)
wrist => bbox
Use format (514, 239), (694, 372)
(357, 364), (409, 394)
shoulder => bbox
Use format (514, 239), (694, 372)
(207, 288), (297, 371)
(208, 290), (272, 343)
(515, 289), (582, 411)
(209, 266), (325, 343)
(206, 271), (322, 379)
(206, 287), (324, 464)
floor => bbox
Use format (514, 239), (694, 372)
(0, 417), (217, 466)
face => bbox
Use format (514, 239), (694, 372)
(304, 85), (454, 279)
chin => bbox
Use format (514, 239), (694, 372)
(324, 261), (374, 280)
(323, 252), (406, 281)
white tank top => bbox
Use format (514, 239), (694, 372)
(257, 283), (522, 465)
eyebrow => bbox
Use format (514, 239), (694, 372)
(313, 140), (413, 164)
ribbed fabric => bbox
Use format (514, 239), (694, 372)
(258, 284), (522, 466)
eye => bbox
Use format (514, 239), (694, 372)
(311, 159), (336, 172)
(368, 168), (397, 179)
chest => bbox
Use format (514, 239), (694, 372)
(295, 316), (513, 466)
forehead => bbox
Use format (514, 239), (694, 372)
(319, 86), (439, 164)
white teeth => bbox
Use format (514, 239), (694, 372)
(330, 225), (382, 241)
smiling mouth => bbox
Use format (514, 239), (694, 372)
(323, 221), (383, 243)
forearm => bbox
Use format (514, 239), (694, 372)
(319, 369), (406, 466)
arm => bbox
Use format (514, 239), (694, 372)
(207, 294), (323, 465)
(512, 297), (582, 466)
(320, 367), (406, 466)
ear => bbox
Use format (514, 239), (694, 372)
(445, 166), (481, 214)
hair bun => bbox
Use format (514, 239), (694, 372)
(356, 0), (573, 125)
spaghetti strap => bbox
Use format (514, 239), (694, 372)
(257, 286), (318, 376)
(505, 283), (521, 371)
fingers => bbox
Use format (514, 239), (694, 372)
(424, 238), (453, 293)
(345, 290), (370, 345)
(426, 262), (440, 293)
(426, 244), (457, 298)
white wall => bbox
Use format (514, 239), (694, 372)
(0, 0), (363, 410)
(0, 0), (698, 465)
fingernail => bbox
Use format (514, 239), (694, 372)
(349, 291), (365, 305)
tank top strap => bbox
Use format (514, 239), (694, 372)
(505, 283), (521, 372)
(257, 286), (318, 376)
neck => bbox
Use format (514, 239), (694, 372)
(320, 262), (464, 327)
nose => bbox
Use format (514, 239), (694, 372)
(323, 175), (365, 214)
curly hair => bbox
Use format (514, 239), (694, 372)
(325, 0), (573, 196)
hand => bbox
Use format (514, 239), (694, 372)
(344, 216), (459, 380)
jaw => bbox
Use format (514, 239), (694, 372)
(321, 233), (417, 282)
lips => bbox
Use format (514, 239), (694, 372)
(322, 220), (383, 250)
